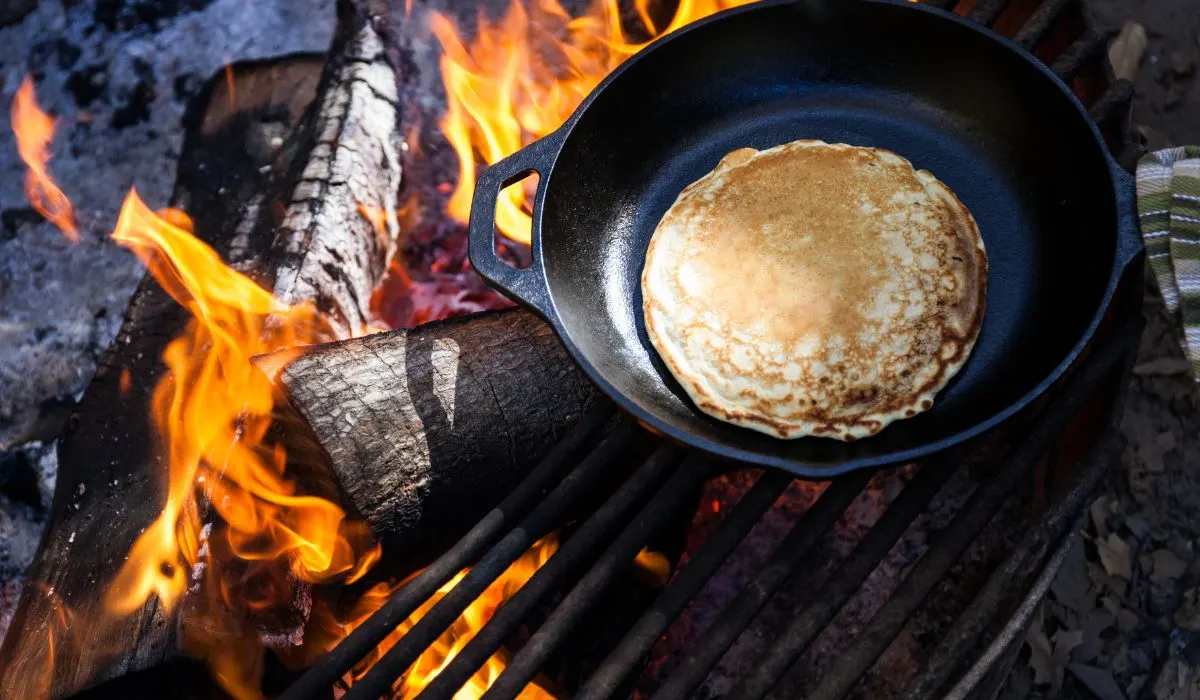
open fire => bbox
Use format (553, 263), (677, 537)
(296, 536), (559, 698)
(433, 0), (754, 244)
(7, 0), (747, 697)
(1, 0), (1148, 696)
(105, 191), (385, 696)
(13, 80), (385, 698)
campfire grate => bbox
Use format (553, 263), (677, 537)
(279, 1), (1146, 698)
(282, 314), (1140, 700)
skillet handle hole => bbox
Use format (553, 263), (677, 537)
(491, 171), (538, 270)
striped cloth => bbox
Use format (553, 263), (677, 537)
(1138, 146), (1200, 381)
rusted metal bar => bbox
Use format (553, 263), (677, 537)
(276, 404), (618, 700)
(481, 456), (711, 700)
(905, 433), (1124, 699)
(337, 419), (645, 700)
(1052, 28), (1115, 83)
(723, 458), (960, 700)
(414, 445), (687, 700)
(904, 320), (1141, 699)
(577, 470), (794, 700)
(1015, 0), (1076, 49)
(797, 314), (1141, 700)
(646, 470), (876, 700)
(1090, 79), (1135, 126)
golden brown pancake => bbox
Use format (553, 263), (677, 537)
(641, 140), (987, 441)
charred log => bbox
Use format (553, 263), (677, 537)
(0, 1), (404, 696)
(268, 307), (598, 562)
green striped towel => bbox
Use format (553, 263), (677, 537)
(1138, 146), (1200, 381)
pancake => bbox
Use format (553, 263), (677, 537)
(641, 140), (987, 441)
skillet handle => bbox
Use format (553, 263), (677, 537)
(1110, 156), (1145, 274)
(467, 130), (565, 322)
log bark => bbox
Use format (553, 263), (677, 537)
(0, 1), (404, 696)
(270, 307), (598, 561)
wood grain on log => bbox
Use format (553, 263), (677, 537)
(0, 1), (404, 696)
(257, 0), (403, 335)
(270, 308), (598, 561)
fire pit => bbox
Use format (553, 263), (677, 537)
(0, 0), (1148, 698)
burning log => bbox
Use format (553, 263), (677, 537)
(0, 1), (404, 696)
(266, 307), (598, 561)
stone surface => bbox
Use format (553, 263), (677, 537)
(0, 0), (334, 644)
(0, 0), (34, 28)
(0, 441), (53, 639)
(0, 0), (336, 451)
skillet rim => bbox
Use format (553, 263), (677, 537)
(514, 0), (1134, 476)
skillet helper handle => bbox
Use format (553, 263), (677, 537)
(1110, 156), (1145, 274)
(467, 132), (564, 321)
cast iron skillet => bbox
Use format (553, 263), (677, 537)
(466, 0), (1144, 478)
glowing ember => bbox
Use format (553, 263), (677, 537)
(633, 548), (671, 588)
(224, 63), (237, 106)
(433, 0), (755, 245)
(10, 75), (79, 241)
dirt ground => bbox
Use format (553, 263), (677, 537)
(999, 2), (1200, 698)
(1084, 0), (1200, 148)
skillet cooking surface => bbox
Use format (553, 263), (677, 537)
(524, 0), (1119, 474)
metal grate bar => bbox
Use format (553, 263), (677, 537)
(482, 455), (714, 700)
(1097, 78), (1146, 168)
(1051, 27), (1115, 83)
(1014, 0), (1076, 49)
(1090, 79), (1136, 125)
(905, 434), (1124, 699)
(577, 470), (794, 700)
(943, 521), (1080, 700)
(341, 420), (645, 700)
(277, 403), (616, 700)
(647, 472), (874, 700)
(797, 315), (1139, 700)
(967, 0), (1013, 27)
(726, 458), (960, 700)
(904, 327), (1141, 699)
(413, 445), (686, 700)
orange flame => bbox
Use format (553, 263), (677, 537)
(19, 584), (75, 700)
(11, 10), (746, 691)
(359, 201), (400, 238)
(301, 537), (560, 698)
(433, 0), (755, 244)
(10, 75), (79, 240)
(10, 73), (565, 700)
(99, 190), (379, 697)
